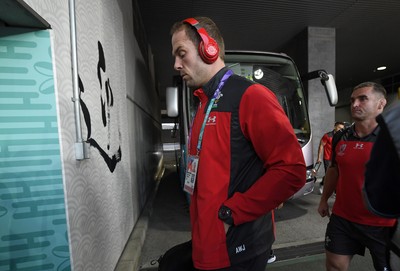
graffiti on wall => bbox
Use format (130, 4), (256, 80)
(79, 41), (122, 172)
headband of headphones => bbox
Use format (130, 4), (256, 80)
(183, 18), (219, 64)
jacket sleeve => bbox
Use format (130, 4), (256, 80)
(224, 84), (306, 225)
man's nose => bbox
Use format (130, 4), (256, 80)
(352, 100), (359, 107)
(174, 57), (182, 71)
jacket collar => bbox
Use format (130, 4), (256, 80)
(349, 123), (380, 139)
(201, 67), (229, 98)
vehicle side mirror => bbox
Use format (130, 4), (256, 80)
(304, 70), (338, 106)
(166, 87), (179, 117)
(320, 73), (338, 106)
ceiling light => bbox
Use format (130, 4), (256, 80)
(376, 66), (387, 71)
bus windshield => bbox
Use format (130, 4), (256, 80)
(225, 52), (311, 145)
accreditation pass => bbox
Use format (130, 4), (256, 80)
(184, 155), (199, 195)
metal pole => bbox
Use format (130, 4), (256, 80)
(69, 0), (87, 160)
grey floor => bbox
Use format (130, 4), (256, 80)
(117, 165), (380, 271)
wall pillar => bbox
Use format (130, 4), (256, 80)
(280, 26), (336, 166)
(307, 27), (336, 164)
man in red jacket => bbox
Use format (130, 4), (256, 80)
(317, 121), (345, 194)
(171, 16), (306, 270)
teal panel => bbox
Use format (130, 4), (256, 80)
(0, 28), (70, 271)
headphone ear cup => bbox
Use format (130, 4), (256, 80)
(198, 39), (219, 64)
(183, 17), (219, 64)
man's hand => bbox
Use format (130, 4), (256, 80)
(223, 222), (230, 233)
(318, 200), (331, 217)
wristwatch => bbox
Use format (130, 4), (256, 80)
(218, 205), (234, 226)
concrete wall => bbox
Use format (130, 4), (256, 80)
(22, 1), (162, 270)
(280, 27), (336, 166)
(307, 27), (336, 164)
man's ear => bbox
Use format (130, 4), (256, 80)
(378, 98), (387, 110)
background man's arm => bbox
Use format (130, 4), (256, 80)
(318, 165), (338, 217)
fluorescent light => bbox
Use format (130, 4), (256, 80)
(376, 66), (387, 71)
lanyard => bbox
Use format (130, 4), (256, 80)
(195, 69), (233, 155)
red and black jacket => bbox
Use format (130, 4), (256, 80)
(189, 67), (306, 269)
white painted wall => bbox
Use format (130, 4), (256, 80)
(23, 1), (162, 270)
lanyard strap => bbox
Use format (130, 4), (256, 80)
(196, 70), (233, 154)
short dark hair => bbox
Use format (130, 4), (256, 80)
(334, 121), (344, 126)
(353, 82), (387, 99)
(170, 17), (225, 60)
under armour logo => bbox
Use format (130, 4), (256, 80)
(325, 236), (332, 247)
(207, 116), (216, 123)
(354, 143), (364, 149)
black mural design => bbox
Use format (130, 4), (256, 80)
(79, 41), (122, 172)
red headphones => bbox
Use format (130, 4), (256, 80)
(183, 18), (220, 64)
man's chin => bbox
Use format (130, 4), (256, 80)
(351, 115), (363, 122)
(184, 80), (199, 89)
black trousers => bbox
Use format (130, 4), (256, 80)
(159, 240), (270, 271)
(196, 250), (269, 271)
(320, 159), (330, 185)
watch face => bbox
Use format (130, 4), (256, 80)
(219, 206), (234, 225)
(219, 206), (231, 219)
